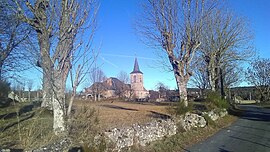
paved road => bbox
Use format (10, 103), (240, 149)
(187, 105), (270, 152)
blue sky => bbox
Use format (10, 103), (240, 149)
(24, 0), (270, 91)
(93, 0), (177, 90)
(93, 0), (270, 90)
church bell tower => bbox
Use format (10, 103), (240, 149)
(130, 58), (148, 98)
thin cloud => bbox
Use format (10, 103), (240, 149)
(100, 56), (120, 69)
(101, 53), (160, 61)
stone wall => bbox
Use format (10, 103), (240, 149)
(103, 109), (228, 151)
(104, 119), (177, 150)
(26, 109), (228, 152)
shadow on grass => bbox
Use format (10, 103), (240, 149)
(148, 110), (171, 119)
(0, 104), (34, 120)
(218, 147), (232, 152)
(100, 104), (138, 111)
(0, 112), (35, 132)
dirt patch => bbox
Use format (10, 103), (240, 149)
(73, 100), (171, 130)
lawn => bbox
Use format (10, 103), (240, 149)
(0, 99), (238, 151)
(73, 99), (171, 130)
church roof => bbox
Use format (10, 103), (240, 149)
(85, 77), (130, 92)
(130, 58), (143, 74)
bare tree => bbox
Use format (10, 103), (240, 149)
(155, 81), (169, 99)
(116, 71), (130, 98)
(0, 1), (31, 80)
(223, 63), (243, 89)
(15, 0), (99, 134)
(89, 67), (106, 101)
(117, 71), (129, 84)
(246, 58), (270, 103)
(200, 8), (253, 97)
(27, 79), (33, 102)
(189, 60), (209, 96)
(67, 47), (98, 116)
(137, 0), (215, 106)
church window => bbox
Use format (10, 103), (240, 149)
(134, 75), (136, 83)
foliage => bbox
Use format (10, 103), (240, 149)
(0, 106), (55, 150)
(246, 58), (270, 103)
(68, 106), (102, 150)
(0, 80), (10, 98)
(167, 101), (193, 116)
(206, 92), (229, 109)
(203, 114), (215, 127)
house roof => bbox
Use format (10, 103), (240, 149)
(85, 77), (130, 92)
(130, 58), (143, 74)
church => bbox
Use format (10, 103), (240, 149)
(84, 57), (149, 100)
(130, 58), (149, 99)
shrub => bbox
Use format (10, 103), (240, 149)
(206, 92), (229, 109)
(0, 80), (10, 98)
(167, 101), (193, 116)
(203, 114), (215, 126)
(68, 106), (102, 150)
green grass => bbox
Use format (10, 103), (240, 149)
(0, 102), (29, 115)
(205, 92), (229, 109)
(0, 106), (55, 150)
(167, 101), (193, 116)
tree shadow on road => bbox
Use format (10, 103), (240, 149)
(232, 124), (270, 133)
(230, 136), (270, 148)
(219, 147), (232, 152)
(240, 108), (270, 121)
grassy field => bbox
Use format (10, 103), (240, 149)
(0, 102), (55, 150)
(0, 99), (238, 150)
(0, 99), (172, 149)
(238, 100), (257, 104)
(73, 99), (171, 130)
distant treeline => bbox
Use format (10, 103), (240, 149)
(230, 86), (257, 100)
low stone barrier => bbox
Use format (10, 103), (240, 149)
(202, 108), (228, 121)
(28, 109), (228, 151)
(104, 119), (177, 150)
(179, 113), (207, 131)
(103, 109), (228, 151)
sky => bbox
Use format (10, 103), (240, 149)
(24, 0), (270, 91)
(92, 0), (270, 90)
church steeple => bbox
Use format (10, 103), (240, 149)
(130, 58), (143, 74)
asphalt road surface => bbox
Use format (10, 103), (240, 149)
(187, 105), (270, 152)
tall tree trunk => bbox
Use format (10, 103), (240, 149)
(175, 72), (188, 107)
(178, 82), (188, 107)
(0, 62), (3, 80)
(37, 32), (53, 110)
(214, 67), (219, 92)
(67, 89), (75, 117)
(220, 68), (225, 98)
(41, 75), (52, 109)
(207, 61), (216, 92)
(28, 90), (30, 102)
(52, 74), (66, 135)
